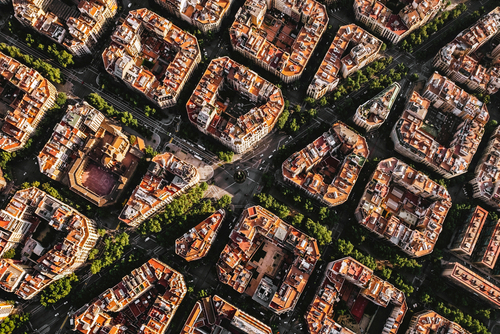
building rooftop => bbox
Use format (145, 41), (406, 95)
(176, 209), (225, 262)
(442, 262), (500, 309)
(119, 152), (199, 226)
(73, 258), (186, 334)
(393, 73), (489, 177)
(37, 102), (144, 207)
(156, 0), (232, 29)
(471, 217), (500, 269)
(435, 7), (500, 95)
(230, 0), (327, 80)
(0, 51), (56, 152)
(406, 310), (470, 334)
(14, 0), (116, 56)
(181, 295), (273, 334)
(216, 206), (320, 314)
(282, 122), (369, 207)
(450, 206), (488, 256)
(306, 257), (407, 334)
(308, 24), (382, 94)
(355, 82), (401, 128)
(472, 126), (500, 208)
(0, 187), (97, 299)
(0, 259), (27, 293)
(186, 56), (284, 153)
(103, 8), (200, 108)
(355, 158), (452, 257)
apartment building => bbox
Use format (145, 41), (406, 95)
(471, 126), (500, 209)
(73, 258), (186, 334)
(154, 0), (233, 33)
(119, 152), (200, 227)
(307, 24), (382, 99)
(0, 187), (98, 299)
(0, 259), (28, 293)
(353, 0), (441, 44)
(187, 56), (284, 154)
(217, 206), (320, 315)
(103, 8), (201, 109)
(391, 73), (489, 179)
(307, 257), (407, 334)
(353, 82), (401, 131)
(450, 206), (488, 257)
(176, 209), (225, 261)
(406, 310), (470, 334)
(433, 7), (500, 95)
(471, 217), (500, 270)
(13, 0), (117, 56)
(181, 295), (273, 334)
(355, 157), (452, 257)
(0, 52), (57, 152)
(282, 122), (369, 207)
(0, 300), (13, 321)
(442, 262), (500, 309)
(230, 0), (328, 83)
(37, 102), (144, 207)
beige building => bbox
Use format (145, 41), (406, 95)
(353, 82), (400, 131)
(0, 52), (57, 152)
(13, 0), (117, 56)
(307, 24), (382, 99)
(154, 0), (234, 33)
(0, 300), (13, 321)
(353, 0), (441, 44)
(103, 8), (201, 109)
(230, 0), (328, 83)
(433, 7), (500, 95)
(187, 57), (284, 154)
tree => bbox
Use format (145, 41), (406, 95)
(381, 43), (387, 51)
(129, 135), (137, 145)
(337, 239), (354, 256)
(288, 118), (300, 133)
(319, 96), (328, 107)
(40, 273), (78, 306)
(292, 213), (304, 227)
(277, 110), (289, 131)
(318, 207), (328, 221)
(1, 248), (15, 259)
(56, 92), (67, 106)
(217, 195), (232, 209)
(304, 97), (315, 105)
(410, 73), (419, 82)
(305, 219), (332, 246)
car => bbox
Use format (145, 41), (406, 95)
(260, 154), (264, 157)
(145, 237), (150, 242)
(63, 301), (68, 305)
(55, 313), (60, 317)
(268, 155), (273, 159)
(127, 3), (131, 7)
(236, 166), (240, 169)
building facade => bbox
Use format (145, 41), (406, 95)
(153, 0), (234, 33)
(103, 8), (201, 109)
(353, 0), (441, 44)
(187, 57), (284, 154)
(353, 82), (400, 131)
(0, 52), (57, 152)
(307, 24), (382, 99)
(119, 152), (200, 227)
(433, 7), (500, 95)
(282, 122), (369, 207)
(355, 157), (452, 257)
(230, 0), (328, 83)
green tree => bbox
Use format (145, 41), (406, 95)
(277, 110), (289, 131)
(217, 195), (232, 209)
(40, 273), (78, 306)
(1, 248), (15, 259)
(292, 213), (304, 227)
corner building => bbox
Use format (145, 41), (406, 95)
(355, 158), (451, 257)
(0, 52), (57, 152)
(230, 0), (328, 83)
(187, 57), (284, 154)
(103, 8), (201, 109)
(282, 122), (369, 207)
(307, 24), (382, 100)
(153, 0), (234, 33)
